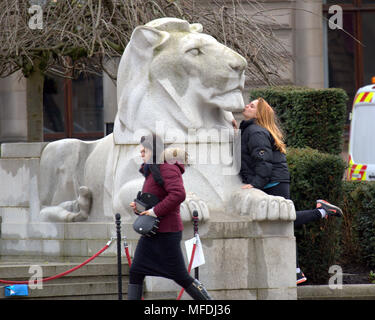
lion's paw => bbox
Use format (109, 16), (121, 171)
(180, 192), (210, 222)
(231, 188), (296, 221)
(40, 186), (93, 223)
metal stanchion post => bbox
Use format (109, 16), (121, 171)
(115, 213), (122, 300)
(192, 210), (199, 280)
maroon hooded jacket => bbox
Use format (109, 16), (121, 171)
(140, 162), (186, 232)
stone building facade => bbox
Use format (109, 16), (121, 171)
(1, 0), (374, 143)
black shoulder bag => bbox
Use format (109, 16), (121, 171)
(133, 192), (160, 237)
(133, 164), (165, 237)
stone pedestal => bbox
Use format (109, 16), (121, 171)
(0, 219), (296, 300)
(0, 142), (297, 300)
(144, 218), (296, 300)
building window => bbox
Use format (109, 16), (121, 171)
(323, 0), (375, 117)
(43, 73), (104, 141)
(361, 12), (375, 85)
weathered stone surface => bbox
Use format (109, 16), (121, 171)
(1, 142), (47, 158)
(0, 158), (40, 208)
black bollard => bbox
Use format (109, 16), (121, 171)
(192, 210), (199, 280)
(115, 213), (122, 300)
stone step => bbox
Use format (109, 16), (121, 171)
(0, 262), (131, 300)
(0, 262), (130, 279)
(0, 280), (129, 299)
(0, 275), (124, 285)
(0, 222), (139, 259)
(298, 284), (375, 300)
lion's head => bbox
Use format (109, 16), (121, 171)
(114, 18), (247, 144)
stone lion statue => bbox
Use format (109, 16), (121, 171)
(39, 18), (296, 224)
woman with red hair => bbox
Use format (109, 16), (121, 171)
(235, 98), (343, 285)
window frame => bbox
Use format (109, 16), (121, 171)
(44, 71), (104, 142)
(323, 0), (375, 91)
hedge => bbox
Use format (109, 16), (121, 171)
(340, 181), (375, 270)
(249, 86), (348, 155)
(284, 149), (375, 284)
(286, 149), (375, 282)
(286, 147), (346, 284)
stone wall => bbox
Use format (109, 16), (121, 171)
(294, 0), (325, 89)
(0, 72), (28, 142)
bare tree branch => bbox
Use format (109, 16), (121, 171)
(0, 0), (292, 85)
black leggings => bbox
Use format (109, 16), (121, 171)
(263, 182), (322, 270)
(263, 182), (321, 228)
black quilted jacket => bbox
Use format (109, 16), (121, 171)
(239, 119), (290, 189)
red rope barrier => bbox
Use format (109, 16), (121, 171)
(125, 246), (132, 267)
(0, 239), (113, 285)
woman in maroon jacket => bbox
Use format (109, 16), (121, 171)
(127, 134), (212, 300)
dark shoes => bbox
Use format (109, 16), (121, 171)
(185, 279), (213, 300)
(316, 199), (343, 218)
(128, 280), (212, 300)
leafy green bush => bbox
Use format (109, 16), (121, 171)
(250, 86), (348, 155)
(339, 181), (363, 265)
(285, 152), (375, 283)
(286, 147), (346, 211)
(286, 147), (346, 283)
(340, 181), (375, 269)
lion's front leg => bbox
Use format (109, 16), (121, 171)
(40, 186), (92, 222)
(231, 188), (296, 221)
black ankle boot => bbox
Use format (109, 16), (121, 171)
(185, 279), (213, 300)
(127, 283), (143, 300)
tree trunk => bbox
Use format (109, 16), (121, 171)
(26, 61), (45, 142)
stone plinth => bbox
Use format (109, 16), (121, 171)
(0, 218), (296, 300)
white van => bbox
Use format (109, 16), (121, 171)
(347, 82), (375, 181)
